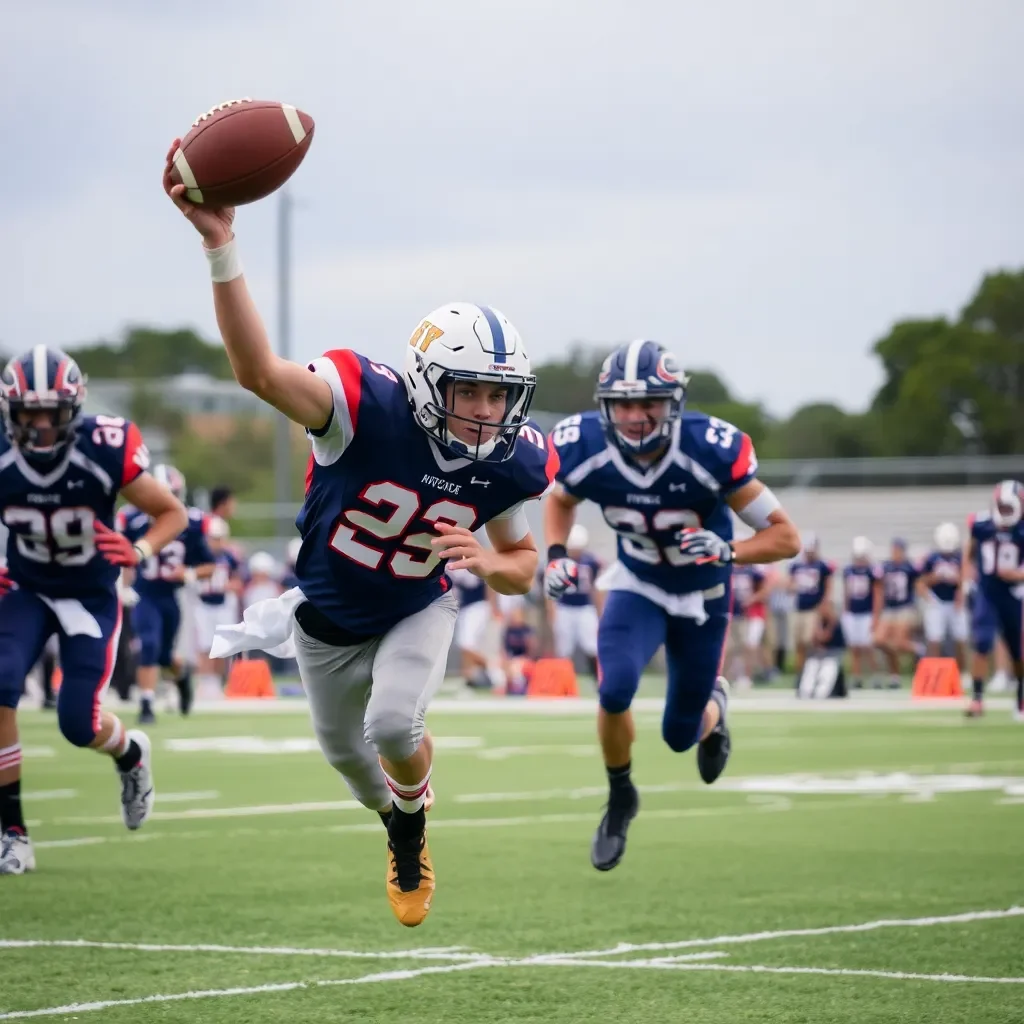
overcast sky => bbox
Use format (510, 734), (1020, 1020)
(3, 1), (1022, 415)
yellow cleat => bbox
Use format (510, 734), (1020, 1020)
(386, 831), (435, 927)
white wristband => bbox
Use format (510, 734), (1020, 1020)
(204, 238), (243, 283)
(183, 567), (198, 586)
(132, 539), (153, 562)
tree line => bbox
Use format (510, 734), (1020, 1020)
(2, 268), (1021, 494)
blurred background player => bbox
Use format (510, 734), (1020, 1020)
(729, 562), (769, 688)
(208, 486), (237, 526)
(545, 339), (800, 872)
(0, 346), (185, 874)
(788, 533), (834, 676)
(964, 480), (1024, 719)
(449, 565), (500, 690)
(919, 522), (968, 678)
(874, 537), (920, 688)
(841, 536), (880, 689)
(119, 464), (215, 723)
(546, 523), (603, 677)
(282, 537), (302, 590)
(498, 601), (537, 696)
(193, 515), (241, 697)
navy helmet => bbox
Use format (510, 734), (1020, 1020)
(0, 346), (87, 459)
(992, 479), (1024, 529)
(595, 339), (688, 456)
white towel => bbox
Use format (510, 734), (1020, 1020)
(37, 595), (103, 638)
(210, 587), (305, 660)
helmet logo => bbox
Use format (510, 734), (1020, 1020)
(655, 353), (681, 384)
(409, 320), (444, 353)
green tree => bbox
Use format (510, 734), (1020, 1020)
(71, 326), (234, 380)
(759, 403), (879, 460)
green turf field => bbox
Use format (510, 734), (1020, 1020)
(3, 696), (1023, 1022)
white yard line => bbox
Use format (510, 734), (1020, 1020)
(0, 939), (484, 961)
(22, 790), (75, 802)
(545, 906), (1024, 959)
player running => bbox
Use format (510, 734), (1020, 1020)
(164, 148), (556, 927)
(0, 347), (186, 874)
(544, 340), (800, 871)
(964, 481), (1024, 719)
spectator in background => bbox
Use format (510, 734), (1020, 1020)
(282, 537), (301, 590)
(788, 533), (835, 676)
(243, 552), (283, 611)
(842, 536), (881, 690)
(209, 486), (237, 525)
(546, 524), (603, 677)
(194, 515), (242, 697)
(499, 601), (537, 696)
(766, 565), (791, 677)
(874, 537), (921, 688)
(448, 566), (500, 690)
(730, 563), (770, 687)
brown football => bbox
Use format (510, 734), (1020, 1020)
(170, 98), (315, 207)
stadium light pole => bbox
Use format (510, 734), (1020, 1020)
(274, 189), (294, 540)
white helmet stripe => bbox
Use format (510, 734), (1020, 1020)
(998, 480), (1016, 505)
(32, 345), (48, 395)
(623, 339), (646, 383)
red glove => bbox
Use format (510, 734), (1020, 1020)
(94, 521), (140, 567)
(0, 567), (13, 595)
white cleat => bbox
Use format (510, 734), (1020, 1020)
(118, 730), (155, 830)
(0, 830), (36, 875)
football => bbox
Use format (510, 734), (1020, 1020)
(170, 98), (315, 207)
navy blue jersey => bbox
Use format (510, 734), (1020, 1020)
(790, 558), (834, 612)
(561, 551), (602, 607)
(551, 410), (757, 596)
(730, 564), (766, 618)
(880, 559), (919, 609)
(970, 512), (1024, 598)
(843, 563), (878, 614)
(295, 350), (556, 634)
(504, 623), (534, 658)
(448, 566), (488, 607)
(0, 415), (149, 598)
(920, 550), (961, 603)
(119, 505), (213, 601)
(198, 549), (240, 607)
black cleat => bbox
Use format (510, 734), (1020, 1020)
(590, 784), (639, 872)
(138, 705), (156, 726)
(697, 677), (732, 784)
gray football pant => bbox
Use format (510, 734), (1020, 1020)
(293, 592), (458, 811)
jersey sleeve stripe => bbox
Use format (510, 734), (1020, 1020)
(307, 351), (360, 466)
(121, 422), (148, 488)
(543, 433), (560, 488)
(326, 349), (362, 436)
(731, 433), (756, 481)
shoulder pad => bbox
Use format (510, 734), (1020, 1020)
(549, 411), (605, 484)
(507, 419), (558, 499)
(678, 412), (757, 489)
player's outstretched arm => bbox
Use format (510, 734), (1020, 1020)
(726, 480), (801, 564)
(163, 141), (333, 431)
(119, 473), (188, 559)
(543, 483), (580, 550)
(431, 520), (539, 596)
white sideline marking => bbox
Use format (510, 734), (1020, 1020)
(0, 939), (484, 961)
(163, 736), (482, 755)
(3, 908), (1021, 1019)
(54, 800), (363, 826)
(547, 906), (1024, 959)
(25, 799), (878, 849)
(21, 746), (54, 758)
(22, 790), (75, 801)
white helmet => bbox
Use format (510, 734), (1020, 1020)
(248, 551), (277, 577)
(153, 463), (186, 501)
(206, 514), (230, 541)
(934, 522), (960, 553)
(286, 537), (302, 566)
(567, 524), (589, 551)
(403, 302), (536, 461)
(851, 535), (872, 559)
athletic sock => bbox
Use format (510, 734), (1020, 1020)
(607, 762), (633, 795)
(972, 678), (984, 702)
(388, 805), (425, 843)
(114, 740), (142, 773)
(0, 780), (26, 834)
(378, 809), (393, 830)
